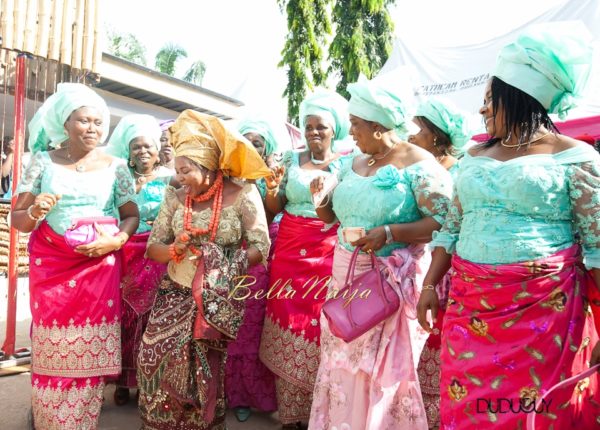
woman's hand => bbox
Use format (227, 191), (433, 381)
(265, 166), (285, 191)
(417, 289), (440, 333)
(309, 175), (326, 195)
(352, 226), (386, 253)
(75, 223), (123, 257)
(31, 193), (61, 219)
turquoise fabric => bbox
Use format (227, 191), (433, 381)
(431, 144), (600, 267)
(332, 156), (452, 257)
(105, 114), (162, 161)
(415, 98), (472, 150)
(135, 175), (170, 234)
(281, 151), (342, 219)
(16, 151), (136, 235)
(238, 118), (289, 156)
(299, 89), (350, 152)
(493, 22), (593, 119)
(448, 162), (460, 179)
(347, 77), (409, 137)
(28, 83), (111, 154)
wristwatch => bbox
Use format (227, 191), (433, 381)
(383, 225), (393, 244)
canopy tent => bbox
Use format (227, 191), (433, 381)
(380, 0), (600, 138)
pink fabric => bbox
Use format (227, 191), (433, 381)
(225, 222), (278, 411)
(28, 221), (122, 429)
(117, 232), (167, 388)
(309, 245), (429, 430)
(260, 212), (338, 389)
(440, 245), (597, 430)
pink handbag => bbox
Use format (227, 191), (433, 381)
(322, 247), (400, 343)
(64, 216), (120, 249)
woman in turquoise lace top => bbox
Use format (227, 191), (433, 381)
(12, 83), (139, 430)
(409, 98), (473, 179)
(308, 76), (451, 430)
(258, 89), (350, 429)
(407, 97), (473, 429)
(417, 23), (600, 429)
(104, 114), (172, 406)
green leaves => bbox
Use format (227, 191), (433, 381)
(278, 0), (396, 121)
(155, 43), (188, 76)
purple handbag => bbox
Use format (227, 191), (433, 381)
(322, 247), (400, 343)
(64, 216), (120, 249)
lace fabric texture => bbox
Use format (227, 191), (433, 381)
(17, 151), (136, 234)
(432, 145), (600, 266)
(148, 183), (270, 287)
(278, 150), (342, 218)
(332, 156), (452, 256)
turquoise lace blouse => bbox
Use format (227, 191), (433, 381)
(279, 151), (342, 219)
(431, 144), (600, 267)
(332, 156), (452, 256)
(135, 175), (171, 234)
(17, 151), (136, 235)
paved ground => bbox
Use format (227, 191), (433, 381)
(0, 276), (283, 429)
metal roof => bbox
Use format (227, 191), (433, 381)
(94, 53), (244, 120)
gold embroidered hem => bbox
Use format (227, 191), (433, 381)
(418, 339), (442, 429)
(32, 316), (121, 377)
(275, 375), (313, 424)
(32, 377), (104, 430)
(259, 315), (320, 392)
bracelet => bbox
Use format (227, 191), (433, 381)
(169, 243), (185, 263)
(422, 284), (437, 291)
(114, 233), (128, 251)
(26, 205), (44, 221)
(266, 186), (279, 197)
(383, 224), (393, 244)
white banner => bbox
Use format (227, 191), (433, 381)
(380, 0), (600, 126)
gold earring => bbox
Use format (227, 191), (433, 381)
(433, 138), (438, 146)
(373, 130), (382, 140)
(129, 160), (135, 167)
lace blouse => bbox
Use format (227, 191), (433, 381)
(16, 151), (136, 235)
(279, 151), (342, 219)
(431, 143), (600, 267)
(332, 155), (453, 256)
(147, 183), (270, 287)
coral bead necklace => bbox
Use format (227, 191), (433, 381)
(172, 171), (224, 262)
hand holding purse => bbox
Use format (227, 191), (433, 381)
(322, 247), (400, 343)
(64, 216), (120, 249)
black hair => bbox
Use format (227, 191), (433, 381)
(483, 76), (559, 148)
(413, 116), (455, 156)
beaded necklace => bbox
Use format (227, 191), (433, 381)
(173, 171), (224, 262)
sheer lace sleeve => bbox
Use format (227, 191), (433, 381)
(277, 150), (294, 195)
(147, 186), (179, 246)
(16, 151), (45, 195)
(409, 161), (453, 225)
(113, 161), (136, 207)
(568, 161), (600, 268)
(430, 181), (463, 253)
(238, 184), (270, 264)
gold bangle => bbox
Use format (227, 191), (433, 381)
(422, 284), (436, 291)
(267, 187), (279, 196)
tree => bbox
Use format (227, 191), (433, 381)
(277, 0), (332, 124)
(329, 0), (396, 98)
(183, 60), (207, 86)
(155, 43), (188, 76)
(106, 30), (147, 66)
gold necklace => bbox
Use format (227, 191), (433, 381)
(367, 143), (397, 167)
(500, 132), (551, 148)
(134, 169), (157, 184)
(67, 149), (96, 172)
